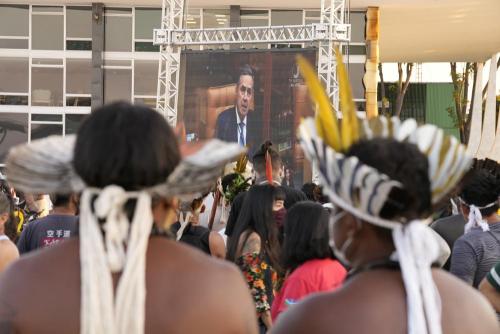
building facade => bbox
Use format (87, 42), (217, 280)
(0, 3), (368, 166)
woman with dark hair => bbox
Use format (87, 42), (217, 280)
(271, 201), (346, 320)
(0, 102), (258, 334)
(227, 184), (285, 333)
(0, 191), (18, 273)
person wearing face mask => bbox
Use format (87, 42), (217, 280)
(227, 185), (285, 334)
(272, 56), (498, 334)
(225, 141), (307, 241)
(450, 169), (500, 289)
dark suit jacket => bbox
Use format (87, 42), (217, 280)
(214, 107), (261, 153)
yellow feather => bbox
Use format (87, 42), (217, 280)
(335, 47), (360, 150)
(234, 152), (248, 174)
(296, 55), (341, 151)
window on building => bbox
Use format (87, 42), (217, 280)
(185, 9), (201, 50)
(203, 9), (230, 28)
(0, 5), (29, 49)
(202, 9), (230, 50)
(0, 113), (29, 163)
(31, 59), (64, 106)
(271, 10), (303, 48)
(66, 59), (91, 106)
(32, 6), (64, 50)
(0, 58), (29, 105)
(134, 60), (158, 97)
(65, 114), (88, 134)
(134, 8), (161, 52)
(271, 10), (302, 26)
(104, 67), (132, 104)
(241, 10), (269, 49)
(30, 123), (63, 140)
(66, 7), (92, 50)
(134, 97), (157, 108)
(350, 11), (366, 43)
(186, 9), (201, 29)
(348, 63), (365, 100)
(104, 8), (132, 52)
(304, 10), (320, 24)
(241, 10), (269, 27)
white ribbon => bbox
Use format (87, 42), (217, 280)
(392, 222), (443, 334)
(176, 212), (192, 241)
(465, 205), (491, 233)
(80, 185), (154, 334)
(94, 186), (132, 272)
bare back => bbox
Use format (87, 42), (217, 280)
(0, 237), (258, 334)
(272, 268), (499, 334)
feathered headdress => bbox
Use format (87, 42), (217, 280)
(296, 49), (472, 334)
(5, 135), (244, 334)
(222, 152), (252, 204)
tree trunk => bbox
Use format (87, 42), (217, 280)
(394, 63), (413, 118)
(462, 62), (471, 142)
(450, 62), (465, 142)
(378, 63), (387, 115)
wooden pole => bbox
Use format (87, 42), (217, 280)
(208, 190), (221, 231)
(364, 7), (379, 119)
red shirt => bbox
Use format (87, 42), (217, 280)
(271, 258), (347, 320)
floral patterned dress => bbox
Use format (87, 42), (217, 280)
(236, 252), (278, 314)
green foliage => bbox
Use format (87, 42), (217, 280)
(224, 174), (251, 203)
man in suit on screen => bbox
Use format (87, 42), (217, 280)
(214, 65), (260, 153)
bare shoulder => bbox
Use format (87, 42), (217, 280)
(433, 270), (499, 333)
(272, 289), (345, 334)
(0, 240), (19, 260)
(239, 231), (261, 254)
(1, 238), (78, 281)
(274, 271), (407, 334)
(0, 239), (80, 330)
(147, 238), (258, 333)
(273, 269), (500, 334)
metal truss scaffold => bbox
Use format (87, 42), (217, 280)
(156, 0), (184, 125)
(319, 0), (346, 114)
(155, 0), (349, 126)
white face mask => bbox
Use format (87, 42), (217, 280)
(329, 211), (360, 266)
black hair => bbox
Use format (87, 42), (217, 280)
(50, 194), (72, 207)
(73, 102), (181, 190)
(226, 184), (283, 273)
(460, 168), (500, 217)
(346, 138), (431, 221)
(282, 201), (333, 273)
(221, 173), (240, 193)
(0, 191), (16, 241)
(301, 183), (321, 202)
(252, 141), (282, 176)
(238, 64), (254, 84)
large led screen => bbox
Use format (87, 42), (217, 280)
(181, 49), (317, 186)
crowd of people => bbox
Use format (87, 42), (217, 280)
(0, 58), (498, 333)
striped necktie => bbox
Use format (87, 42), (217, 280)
(238, 122), (245, 146)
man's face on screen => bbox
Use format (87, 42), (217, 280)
(236, 74), (253, 119)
